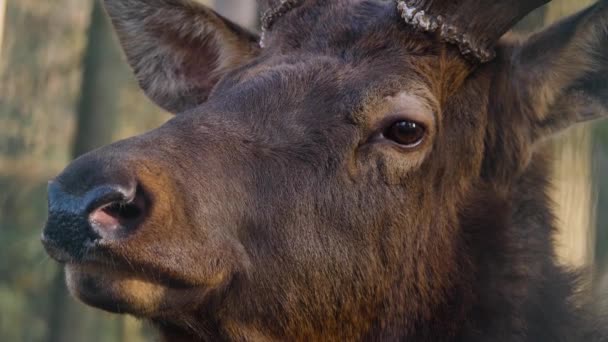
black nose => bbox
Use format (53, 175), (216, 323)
(42, 176), (147, 261)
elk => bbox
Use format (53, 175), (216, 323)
(42, 0), (608, 340)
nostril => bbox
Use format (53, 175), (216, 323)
(103, 201), (143, 221)
(89, 185), (148, 238)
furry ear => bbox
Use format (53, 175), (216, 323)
(104, 0), (260, 113)
(511, 0), (608, 142)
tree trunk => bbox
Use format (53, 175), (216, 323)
(213, 0), (258, 29)
(71, 0), (125, 156)
(0, 0), (6, 56)
(0, 0), (89, 341)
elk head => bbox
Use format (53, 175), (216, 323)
(42, 0), (608, 340)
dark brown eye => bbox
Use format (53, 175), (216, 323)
(384, 120), (426, 147)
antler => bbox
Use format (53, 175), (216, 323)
(257, 0), (283, 12)
(258, 0), (550, 63)
(397, 0), (551, 62)
(258, 0), (302, 47)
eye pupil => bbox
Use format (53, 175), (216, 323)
(385, 120), (426, 146)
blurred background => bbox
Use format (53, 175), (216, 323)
(0, 0), (606, 341)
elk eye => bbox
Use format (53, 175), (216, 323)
(384, 120), (426, 147)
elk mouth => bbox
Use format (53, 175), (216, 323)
(64, 260), (216, 316)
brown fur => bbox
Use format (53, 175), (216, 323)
(42, 0), (608, 340)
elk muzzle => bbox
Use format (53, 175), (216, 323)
(41, 155), (148, 262)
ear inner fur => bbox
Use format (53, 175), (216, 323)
(103, 0), (260, 113)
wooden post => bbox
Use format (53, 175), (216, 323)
(515, 0), (596, 274)
(550, 128), (596, 269)
(544, 0), (597, 272)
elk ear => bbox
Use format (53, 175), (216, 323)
(509, 1), (607, 143)
(103, 0), (260, 113)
